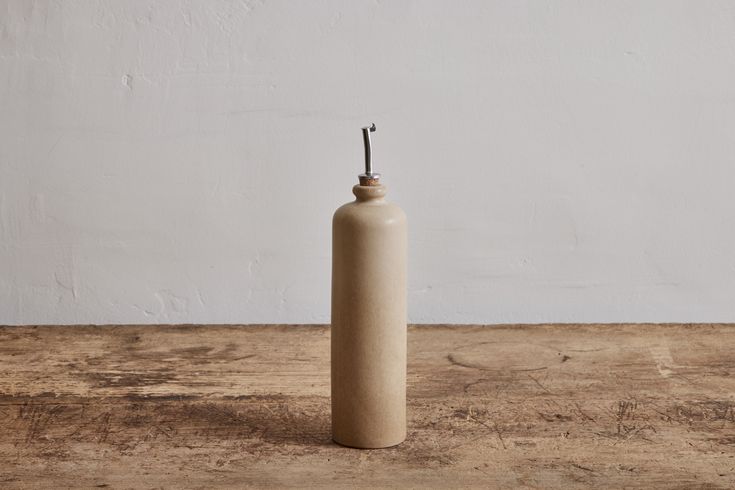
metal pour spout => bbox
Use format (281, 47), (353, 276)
(359, 123), (380, 185)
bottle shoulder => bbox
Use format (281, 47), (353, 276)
(333, 199), (406, 227)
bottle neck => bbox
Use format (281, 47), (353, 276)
(353, 184), (387, 202)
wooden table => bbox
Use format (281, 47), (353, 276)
(1, 324), (734, 488)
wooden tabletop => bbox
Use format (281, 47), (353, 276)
(1, 324), (734, 488)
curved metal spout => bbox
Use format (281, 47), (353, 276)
(361, 123), (377, 176)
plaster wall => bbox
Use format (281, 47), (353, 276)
(1, 1), (734, 324)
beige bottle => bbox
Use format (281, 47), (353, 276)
(331, 124), (407, 449)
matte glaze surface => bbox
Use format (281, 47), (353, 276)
(331, 184), (407, 448)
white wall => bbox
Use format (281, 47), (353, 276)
(1, 1), (734, 325)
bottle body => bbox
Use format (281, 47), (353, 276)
(331, 184), (407, 448)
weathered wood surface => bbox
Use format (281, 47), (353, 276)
(1, 324), (734, 488)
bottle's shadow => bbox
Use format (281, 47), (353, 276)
(210, 396), (335, 448)
(259, 409), (335, 448)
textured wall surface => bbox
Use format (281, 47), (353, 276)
(1, 1), (734, 325)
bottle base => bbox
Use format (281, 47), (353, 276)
(331, 435), (406, 449)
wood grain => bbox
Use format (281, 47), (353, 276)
(1, 324), (734, 488)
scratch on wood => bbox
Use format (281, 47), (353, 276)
(447, 354), (490, 370)
(649, 346), (675, 378)
(528, 373), (552, 394)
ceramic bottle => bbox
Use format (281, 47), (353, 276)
(331, 124), (407, 448)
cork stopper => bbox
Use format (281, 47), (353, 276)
(359, 175), (381, 186)
(359, 123), (381, 186)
